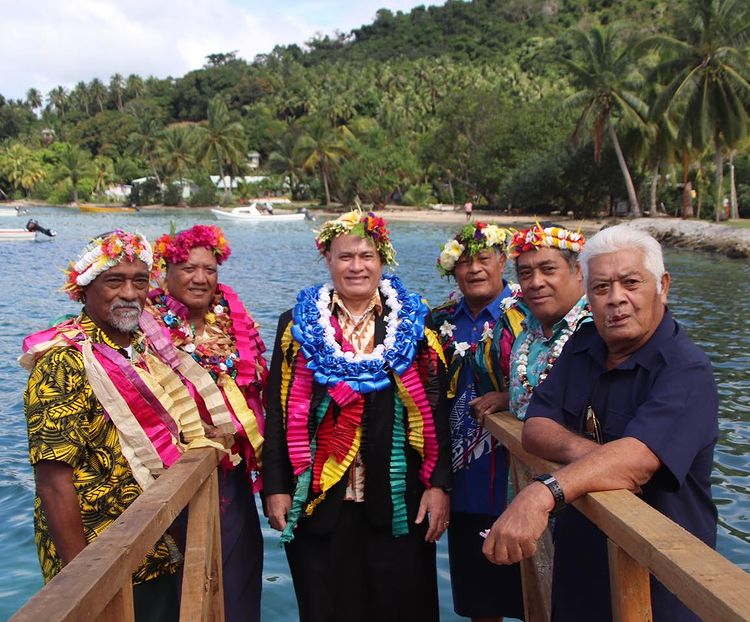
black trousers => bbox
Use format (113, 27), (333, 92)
(285, 502), (439, 622)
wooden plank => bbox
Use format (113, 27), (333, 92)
(578, 491), (750, 622)
(511, 454), (553, 622)
(180, 469), (224, 622)
(608, 540), (652, 621)
(96, 584), (135, 622)
(485, 412), (750, 622)
(10, 448), (220, 622)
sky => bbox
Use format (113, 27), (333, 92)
(0, 0), (439, 102)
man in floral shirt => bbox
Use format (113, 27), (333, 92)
(506, 225), (590, 421)
(431, 222), (525, 622)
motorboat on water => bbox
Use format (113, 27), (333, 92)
(0, 219), (57, 242)
(0, 204), (29, 216)
(79, 204), (138, 213)
(211, 202), (308, 222)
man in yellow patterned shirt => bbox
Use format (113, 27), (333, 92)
(22, 230), (183, 622)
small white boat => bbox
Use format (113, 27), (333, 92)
(211, 203), (306, 222)
(0, 228), (37, 241)
(0, 205), (26, 217)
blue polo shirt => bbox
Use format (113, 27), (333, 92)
(450, 283), (512, 515)
(527, 309), (718, 622)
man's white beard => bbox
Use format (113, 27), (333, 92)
(108, 300), (142, 333)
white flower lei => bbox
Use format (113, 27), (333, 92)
(515, 326), (573, 392)
(314, 278), (402, 363)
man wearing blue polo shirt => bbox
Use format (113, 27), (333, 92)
(482, 225), (718, 621)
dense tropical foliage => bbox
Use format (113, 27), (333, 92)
(1, 0), (749, 217)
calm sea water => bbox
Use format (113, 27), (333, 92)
(0, 207), (748, 620)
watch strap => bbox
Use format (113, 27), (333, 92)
(533, 473), (566, 516)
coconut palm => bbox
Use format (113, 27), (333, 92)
(56, 145), (94, 204)
(25, 88), (42, 113)
(160, 125), (195, 206)
(92, 156), (114, 194)
(89, 78), (107, 113)
(638, 0), (750, 220)
(125, 74), (145, 101)
(129, 117), (164, 183)
(295, 117), (349, 205)
(71, 81), (91, 115)
(194, 96), (247, 204)
(109, 74), (125, 111)
(46, 86), (68, 120)
(0, 143), (45, 196)
(268, 131), (307, 200)
(562, 25), (648, 216)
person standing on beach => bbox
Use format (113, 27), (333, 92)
(20, 230), (216, 622)
(431, 222), (526, 622)
(483, 225), (718, 621)
(144, 224), (267, 622)
(263, 209), (452, 622)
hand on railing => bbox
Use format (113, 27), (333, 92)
(482, 479), (555, 565)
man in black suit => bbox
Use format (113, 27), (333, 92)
(263, 210), (451, 622)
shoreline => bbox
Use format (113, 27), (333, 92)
(5, 200), (748, 259)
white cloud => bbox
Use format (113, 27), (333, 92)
(0, 0), (439, 102)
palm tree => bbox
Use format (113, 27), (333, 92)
(160, 125), (195, 206)
(562, 25), (648, 216)
(125, 74), (145, 101)
(638, 0), (750, 220)
(56, 145), (94, 204)
(194, 96), (247, 204)
(89, 78), (107, 112)
(92, 156), (114, 194)
(25, 88), (42, 114)
(129, 117), (165, 191)
(71, 81), (91, 115)
(109, 73), (125, 111)
(295, 117), (349, 205)
(46, 86), (68, 120)
(0, 143), (45, 196)
(268, 132), (307, 200)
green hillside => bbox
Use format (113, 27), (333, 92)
(1, 0), (749, 217)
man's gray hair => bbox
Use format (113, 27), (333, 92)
(579, 225), (666, 293)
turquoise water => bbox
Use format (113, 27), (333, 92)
(0, 207), (748, 620)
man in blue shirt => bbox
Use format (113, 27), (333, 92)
(482, 225), (718, 621)
(433, 222), (525, 622)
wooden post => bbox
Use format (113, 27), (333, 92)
(511, 454), (553, 622)
(608, 540), (652, 621)
(180, 468), (224, 622)
(97, 583), (134, 622)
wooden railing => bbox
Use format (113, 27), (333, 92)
(10, 447), (225, 622)
(485, 411), (750, 622)
(11, 415), (750, 622)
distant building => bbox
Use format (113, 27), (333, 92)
(210, 175), (267, 190)
(247, 151), (260, 169)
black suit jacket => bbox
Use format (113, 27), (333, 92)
(262, 304), (451, 535)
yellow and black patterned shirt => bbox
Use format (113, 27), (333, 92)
(24, 314), (181, 584)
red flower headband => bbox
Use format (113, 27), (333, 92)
(153, 224), (231, 266)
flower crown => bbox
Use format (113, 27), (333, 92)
(153, 224), (231, 270)
(507, 225), (585, 258)
(314, 209), (397, 266)
(436, 222), (511, 277)
(63, 230), (153, 302)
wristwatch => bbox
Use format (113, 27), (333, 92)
(532, 473), (566, 516)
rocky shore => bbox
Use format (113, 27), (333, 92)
(623, 218), (750, 259)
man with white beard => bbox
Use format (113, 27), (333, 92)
(21, 230), (195, 622)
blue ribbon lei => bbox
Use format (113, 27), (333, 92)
(291, 275), (428, 394)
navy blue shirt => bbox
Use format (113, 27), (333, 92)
(527, 309), (718, 622)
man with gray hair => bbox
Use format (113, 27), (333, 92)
(482, 224), (718, 621)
